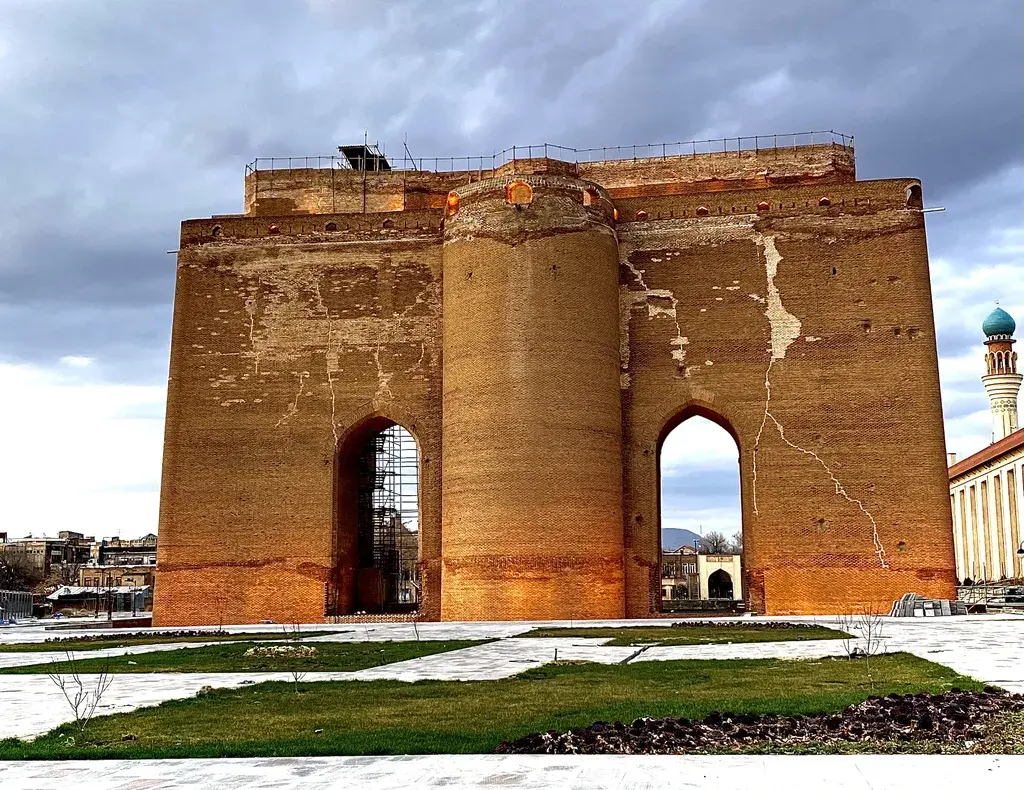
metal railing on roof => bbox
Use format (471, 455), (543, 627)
(244, 130), (853, 176)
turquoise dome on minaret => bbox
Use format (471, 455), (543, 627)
(983, 306), (1015, 338)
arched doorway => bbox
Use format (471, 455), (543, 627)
(332, 418), (420, 615)
(708, 569), (734, 599)
(658, 408), (742, 610)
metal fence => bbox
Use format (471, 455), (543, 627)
(245, 130), (853, 175)
(0, 589), (33, 621)
(956, 582), (1024, 611)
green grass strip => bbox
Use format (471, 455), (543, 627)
(0, 631), (339, 653)
(522, 624), (847, 646)
(0, 640), (485, 674)
(0, 652), (981, 759)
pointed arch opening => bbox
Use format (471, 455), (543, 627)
(657, 405), (743, 611)
(331, 416), (420, 616)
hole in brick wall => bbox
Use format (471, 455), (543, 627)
(636, 209), (648, 220)
(819, 196), (832, 207)
(815, 517), (828, 532)
(332, 421), (421, 617)
(860, 319), (872, 334)
(893, 326), (902, 337)
(659, 411), (742, 607)
(466, 271), (473, 280)
(831, 267), (837, 276)
(897, 541), (907, 552)
(906, 184), (923, 209)
(696, 205), (709, 216)
(325, 222), (338, 232)
(268, 224), (281, 234)
(908, 328), (921, 340)
(382, 219), (394, 229)
(211, 225), (222, 237)
(757, 201), (770, 212)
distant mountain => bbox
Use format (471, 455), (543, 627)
(662, 528), (702, 551)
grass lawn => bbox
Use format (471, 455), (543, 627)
(0, 631), (338, 653)
(0, 653), (982, 759)
(0, 640), (485, 674)
(522, 624), (847, 646)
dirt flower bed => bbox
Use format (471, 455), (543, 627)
(242, 645), (318, 658)
(40, 630), (233, 645)
(496, 687), (1024, 754)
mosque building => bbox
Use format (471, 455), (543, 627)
(948, 306), (1024, 583)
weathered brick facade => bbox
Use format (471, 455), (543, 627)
(154, 140), (956, 625)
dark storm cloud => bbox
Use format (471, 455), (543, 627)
(0, 0), (1019, 399)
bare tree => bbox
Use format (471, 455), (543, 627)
(729, 531), (743, 555)
(698, 530), (731, 554)
(45, 562), (84, 591)
(834, 607), (887, 693)
(0, 550), (40, 591)
(47, 652), (114, 741)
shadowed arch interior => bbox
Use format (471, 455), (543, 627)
(708, 568), (734, 599)
(332, 416), (421, 616)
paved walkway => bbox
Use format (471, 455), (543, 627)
(0, 754), (1021, 789)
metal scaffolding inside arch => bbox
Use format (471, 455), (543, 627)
(355, 424), (419, 611)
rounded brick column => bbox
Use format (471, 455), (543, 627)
(440, 174), (625, 620)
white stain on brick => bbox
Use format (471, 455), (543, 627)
(620, 258), (687, 374)
(756, 234), (802, 360)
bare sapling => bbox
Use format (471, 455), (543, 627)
(47, 652), (114, 743)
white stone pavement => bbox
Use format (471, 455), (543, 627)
(0, 754), (1022, 789)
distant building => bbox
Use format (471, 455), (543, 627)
(0, 531), (94, 579)
(47, 585), (153, 615)
(697, 554), (743, 600)
(661, 546), (699, 601)
(661, 547), (743, 602)
(948, 307), (1024, 583)
(91, 534), (158, 566)
(79, 565), (156, 589)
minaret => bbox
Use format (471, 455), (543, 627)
(981, 306), (1022, 442)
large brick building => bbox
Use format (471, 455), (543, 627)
(154, 134), (956, 625)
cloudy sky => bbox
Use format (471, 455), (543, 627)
(0, 0), (1020, 540)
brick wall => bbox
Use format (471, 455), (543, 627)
(155, 146), (955, 625)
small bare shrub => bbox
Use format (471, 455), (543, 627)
(47, 652), (114, 741)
